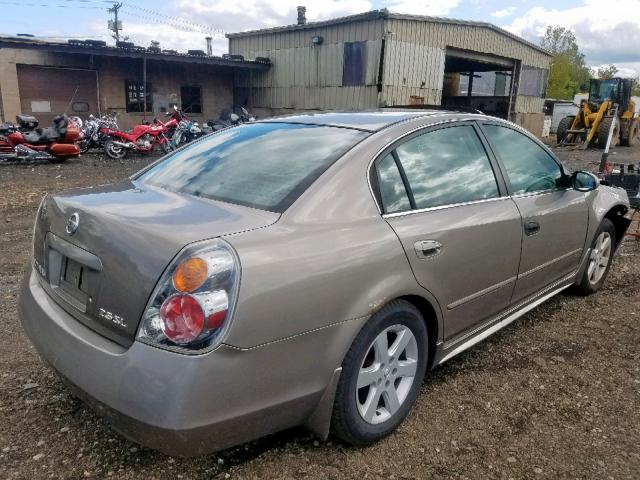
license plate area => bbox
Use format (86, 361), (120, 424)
(45, 233), (102, 314)
(59, 257), (89, 304)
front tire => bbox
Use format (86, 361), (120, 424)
(78, 138), (92, 154)
(556, 116), (574, 144)
(574, 219), (616, 295)
(331, 300), (428, 445)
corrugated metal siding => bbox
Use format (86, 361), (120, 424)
(381, 19), (550, 112)
(381, 39), (445, 105)
(229, 17), (550, 114)
(515, 95), (544, 114)
(229, 19), (384, 111)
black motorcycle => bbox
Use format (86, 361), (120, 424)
(78, 114), (118, 154)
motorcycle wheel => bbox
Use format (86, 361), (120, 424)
(160, 139), (173, 154)
(78, 139), (92, 154)
(104, 139), (127, 160)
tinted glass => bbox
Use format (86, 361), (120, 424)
(376, 154), (411, 213)
(395, 125), (499, 209)
(483, 125), (563, 194)
(138, 123), (368, 212)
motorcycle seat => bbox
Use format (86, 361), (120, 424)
(22, 127), (61, 144)
(22, 115), (69, 144)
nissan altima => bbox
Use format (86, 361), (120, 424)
(19, 111), (631, 456)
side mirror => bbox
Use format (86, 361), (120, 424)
(572, 171), (599, 192)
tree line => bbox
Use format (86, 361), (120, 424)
(540, 26), (640, 99)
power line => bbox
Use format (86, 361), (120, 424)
(121, 4), (226, 36)
(0, 1), (103, 8)
(118, 11), (226, 38)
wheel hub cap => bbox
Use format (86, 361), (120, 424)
(587, 231), (612, 285)
(356, 324), (419, 425)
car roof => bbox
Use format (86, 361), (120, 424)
(260, 110), (470, 132)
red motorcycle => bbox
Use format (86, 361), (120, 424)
(0, 114), (81, 163)
(102, 118), (172, 160)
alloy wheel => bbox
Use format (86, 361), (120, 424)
(588, 231), (612, 285)
(356, 324), (418, 425)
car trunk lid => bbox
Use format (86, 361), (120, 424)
(32, 180), (279, 347)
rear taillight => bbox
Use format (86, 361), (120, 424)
(137, 239), (240, 353)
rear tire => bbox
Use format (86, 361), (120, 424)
(556, 116), (574, 144)
(331, 300), (428, 446)
(574, 219), (616, 295)
(597, 117), (619, 149)
(104, 139), (127, 160)
(620, 120), (638, 147)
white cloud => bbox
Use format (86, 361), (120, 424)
(386, 0), (459, 16)
(491, 7), (515, 18)
(175, 0), (373, 33)
(504, 0), (640, 76)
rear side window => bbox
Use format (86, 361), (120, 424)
(393, 125), (500, 210)
(375, 154), (411, 213)
(138, 123), (368, 212)
(482, 125), (564, 194)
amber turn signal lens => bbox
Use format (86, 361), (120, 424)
(173, 257), (208, 293)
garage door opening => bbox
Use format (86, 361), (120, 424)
(441, 49), (515, 119)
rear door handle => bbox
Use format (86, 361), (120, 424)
(414, 240), (442, 259)
(524, 221), (540, 236)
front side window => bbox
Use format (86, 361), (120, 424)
(482, 125), (564, 194)
(393, 125), (500, 210)
(138, 122), (368, 212)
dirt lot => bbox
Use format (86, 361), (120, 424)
(0, 145), (638, 480)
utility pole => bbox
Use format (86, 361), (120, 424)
(108, 2), (123, 42)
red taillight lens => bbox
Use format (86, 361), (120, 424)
(160, 294), (205, 344)
(138, 239), (240, 353)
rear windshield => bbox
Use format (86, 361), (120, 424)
(137, 122), (368, 212)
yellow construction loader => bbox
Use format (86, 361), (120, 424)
(557, 77), (639, 149)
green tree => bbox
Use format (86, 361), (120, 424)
(631, 77), (640, 96)
(540, 26), (591, 99)
(595, 64), (618, 79)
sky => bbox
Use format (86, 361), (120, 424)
(0, 0), (639, 77)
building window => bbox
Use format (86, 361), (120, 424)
(181, 86), (202, 114)
(342, 42), (366, 87)
(519, 66), (548, 97)
(125, 80), (152, 113)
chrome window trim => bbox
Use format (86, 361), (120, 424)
(382, 195), (512, 219)
(511, 186), (573, 199)
(365, 115), (482, 215)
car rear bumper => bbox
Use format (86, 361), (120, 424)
(18, 269), (360, 456)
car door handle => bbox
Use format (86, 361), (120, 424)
(414, 240), (442, 259)
(524, 221), (540, 236)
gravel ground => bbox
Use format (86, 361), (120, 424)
(0, 145), (638, 480)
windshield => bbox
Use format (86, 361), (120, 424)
(589, 79), (619, 103)
(137, 122), (368, 212)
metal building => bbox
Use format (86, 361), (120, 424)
(228, 9), (551, 135)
